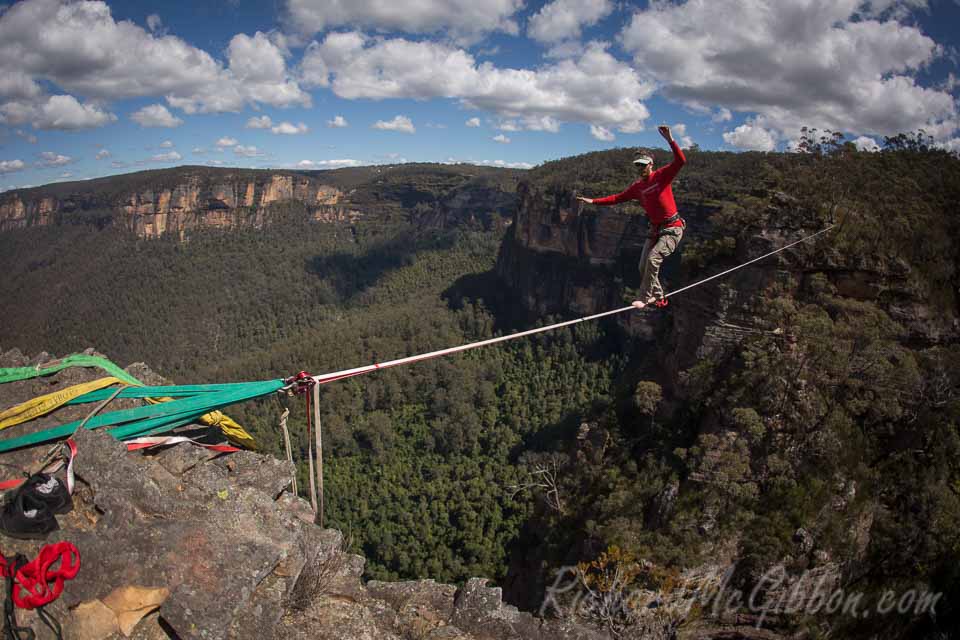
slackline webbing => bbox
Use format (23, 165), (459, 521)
(310, 224), (835, 385)
(66, 382), (276, 405)
(0, 379), (284, 453)
(0, 354), (141, 386)
(0, 365), (262, 448)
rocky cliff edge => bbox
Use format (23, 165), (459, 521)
(0, 347), (603, 640)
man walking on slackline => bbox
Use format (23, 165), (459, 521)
(577, 125), (686, 309)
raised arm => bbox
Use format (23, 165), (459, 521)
(657, 125), (686, 184)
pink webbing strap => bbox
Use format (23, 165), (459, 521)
(124, 436), (240, 453)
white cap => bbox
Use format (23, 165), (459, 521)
(632, 154), (653, 166)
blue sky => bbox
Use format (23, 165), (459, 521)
(1, 0), (959, 191)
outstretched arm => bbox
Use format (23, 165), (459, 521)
(577, 187), (635, 206)
(657, 125), (686, 183)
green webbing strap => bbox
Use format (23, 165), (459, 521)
(110, 411), (213, 440)
(105, 380), (284, 440)
(0, 379), (285, 452)
(0, 355), (142, 387)
(66, 383), (261, 405)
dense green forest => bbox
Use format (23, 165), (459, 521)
(1, 134), (959, 638)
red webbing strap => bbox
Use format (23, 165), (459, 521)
(1, 542), (81, 610)
(123, 436), (240, 453)
(0, 478), (23, 491)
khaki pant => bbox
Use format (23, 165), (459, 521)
(639, 224), (684, 301)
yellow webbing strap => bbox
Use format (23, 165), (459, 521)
(0, 376), (128, 431)
(144, 397), (257, 450)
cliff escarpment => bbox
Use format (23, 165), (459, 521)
(495, 182), (719, 318)
(0, 164), (521, 239)
(0, 169), (355, 238)
(497, 174), (957, 372)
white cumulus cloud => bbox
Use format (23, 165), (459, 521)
(465, 117), (481, 128)
(301, 34), (652, 134)
(712, 107), (732, 123)
(524, 116), (561, 132)
(0, 71), (42, 101)
(206, 32), (310, 112)
(37, 151), (72, 166)
(853, 135), (881, 151)
(0, 159), (25, 174)
(296, 159), (362, 168)
(233, 144), (263, 157)
(216, 137), (239, 147)
(271, 121), (309, 135)
(590, 124), (615, 141)
(131, 104), (183, 128)
(150, 151), (181, 162)
(0, 2), (310, 121)
(327, 115), (348, 127)
(618, 0), (957, 142)
(671, 122), (694, 148)
(528, 0), (612, 44)
(723, 123), (778, 151)
(284, 0), (523, 43)
(159, 140), (174, 148)
(1, 94), (116, 130)
(493, 133), (510, 143)
(373, 115), (416, 134)
(95, 149), (110, 159)
(246, 115), (273, 129)
(477, 159), (534, 169)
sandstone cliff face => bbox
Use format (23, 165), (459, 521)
(497, 181), (958, 370)
(415, 181), (518, 230)
(0, 170), (353, 239)
(495, 182), (717, 326)
(0, 167), (517, 239)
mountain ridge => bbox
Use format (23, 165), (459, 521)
(0, 163), (524, 237)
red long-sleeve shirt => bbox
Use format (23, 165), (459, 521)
(591, 139), (686, 227)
